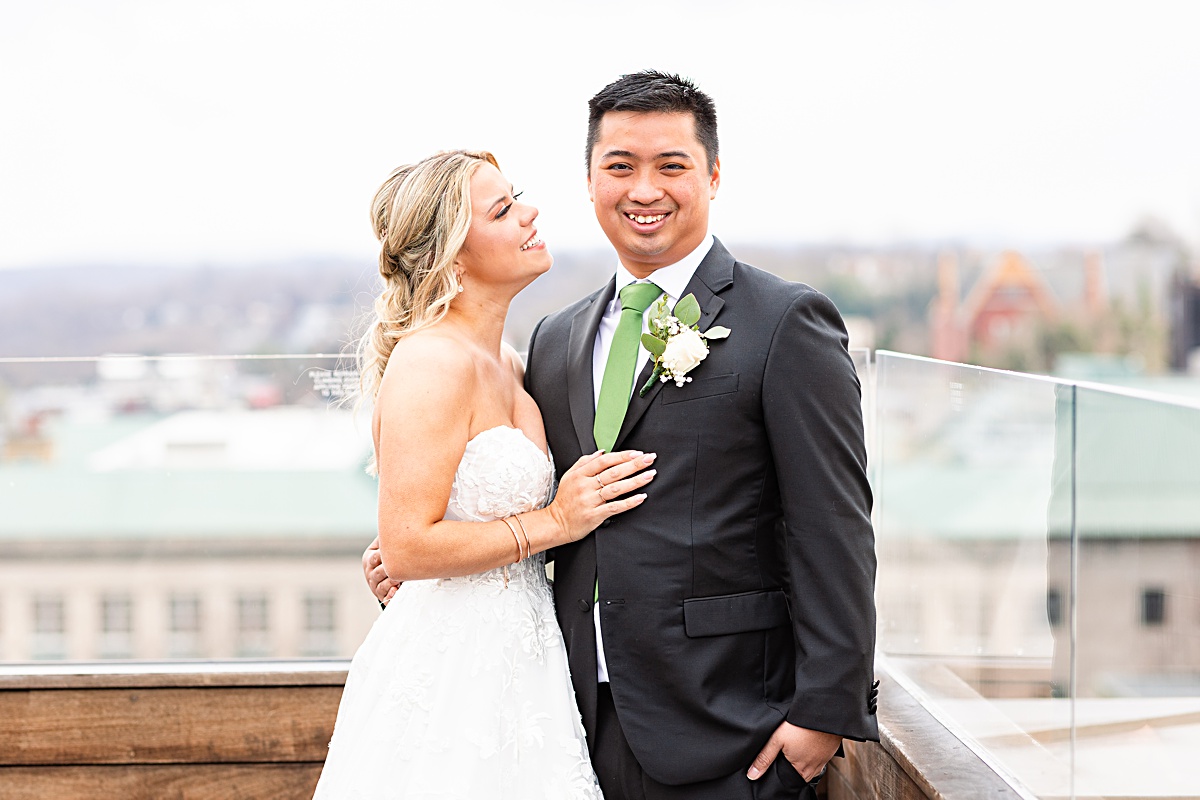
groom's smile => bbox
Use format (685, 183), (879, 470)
(621, 209), (672, 236)
(588, 110), (720, 279)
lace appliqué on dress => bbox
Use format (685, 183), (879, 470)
(313, 426), (602, 800)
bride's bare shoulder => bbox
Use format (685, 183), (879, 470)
(378, 330), (477, 410)
(389, 329), (474, 370)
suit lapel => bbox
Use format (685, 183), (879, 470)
(613, 240), (735, 449)
(567, 278), (615, 456)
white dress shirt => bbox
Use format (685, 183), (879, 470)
(591, 233), (713, 682)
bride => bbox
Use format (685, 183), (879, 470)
(313, 150), (656, 799)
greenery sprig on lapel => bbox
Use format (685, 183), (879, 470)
(639, 293), (731, 396)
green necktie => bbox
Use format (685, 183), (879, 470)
(594, 282), (663, 453)
(593, 282), (661, 605)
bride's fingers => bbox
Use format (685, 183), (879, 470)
(598, 469), (656, 502)
(598, 490), (648, 518)
(577, 449), (643, 478)
(572, 450), (609, 470)
(551, 449), (657, 541)
(596, 451), (656, 486)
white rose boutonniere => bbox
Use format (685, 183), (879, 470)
(661, 326), (709, 376)
(639, 293), (731, 396)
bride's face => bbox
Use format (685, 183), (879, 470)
(456, 163), (552, 291)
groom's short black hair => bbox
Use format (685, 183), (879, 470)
(586, 71), (719, 174)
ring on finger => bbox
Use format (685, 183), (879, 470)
(595, 475), (605, 489)
(597, 486), (606, 502)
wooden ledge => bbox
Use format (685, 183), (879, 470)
(829, 667), (1027, 800)
(0, 662), (347, 784)
(0, 660), (1027, 799)
(0, 660), (350, 690)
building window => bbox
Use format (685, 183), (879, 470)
(1141, 588), (1166, 626)
(168, 594), (202, 658)
(236, 593), (270, 657)
(303, 593), (337, 657)
(1046, 588), (1063, 628)
(99, 594), (133, 658)
(32, 595), (66, 660)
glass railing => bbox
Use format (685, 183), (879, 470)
(0, 346), (868, 666)
(1070, 385), (1200, 798)
(6, 347), (1199, 797)
(873, 350), (1200, 799)
(0, 354), (379, 662)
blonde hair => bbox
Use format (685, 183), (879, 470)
(356, 149), (498, 407)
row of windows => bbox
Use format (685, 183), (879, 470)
(12, 592), (338, 660)
(1046, 587), (1169, 627)
(30, 594), (336, 634)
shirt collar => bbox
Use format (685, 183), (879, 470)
(612, 233), (714, 305)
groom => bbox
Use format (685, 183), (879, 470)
(369, 71), (878, 799)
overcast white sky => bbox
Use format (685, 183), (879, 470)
(2, 0), (1199, 270)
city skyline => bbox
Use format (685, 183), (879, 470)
(3, 0), (1200, 270)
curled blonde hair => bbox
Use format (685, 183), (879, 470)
(356, 149), (499, 407)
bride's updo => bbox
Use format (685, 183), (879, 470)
(357, 149), (499, 405)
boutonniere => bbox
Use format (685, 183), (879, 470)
(639, 293), (731, 396)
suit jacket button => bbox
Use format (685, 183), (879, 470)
(578, 599), (590, 612)
(600, 519), (611, 528)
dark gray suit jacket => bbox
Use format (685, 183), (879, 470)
(525, 239), (878, 786)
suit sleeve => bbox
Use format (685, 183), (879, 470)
(762, 288), (879, 742)
(523, 316), (547, 398)
(524, 315), (555, 567)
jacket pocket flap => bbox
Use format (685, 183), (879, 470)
(683, 588), (790, 637)
(660, 372), (738, 404)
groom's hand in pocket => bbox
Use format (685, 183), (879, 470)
(363, 536), (401, 606)
(746, 720), (840, 784)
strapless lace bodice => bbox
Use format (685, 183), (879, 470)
(446, 425), (555, 523)
(437, 425), (555, 590)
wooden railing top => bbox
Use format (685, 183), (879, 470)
(1, 659), (1029, 800)
(0, 659), (350, 690)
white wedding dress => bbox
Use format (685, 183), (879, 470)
(314, 425), (603, 800)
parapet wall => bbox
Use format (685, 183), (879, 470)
(0, 662), (1022, 800)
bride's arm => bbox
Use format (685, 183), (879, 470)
(376, 336), (655, 583)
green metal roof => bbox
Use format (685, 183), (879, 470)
(0, 413), (377, 541)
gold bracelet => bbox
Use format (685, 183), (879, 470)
(513, 514), (532, 560)
(500, 517), (524, 563)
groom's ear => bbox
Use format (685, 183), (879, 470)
(587, 171), (595, 203)
(709, 157), (721, 199)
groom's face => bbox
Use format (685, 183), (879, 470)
(588, 111), (720, 279)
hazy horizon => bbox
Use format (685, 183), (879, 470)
(3, 0), (1200, 271)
